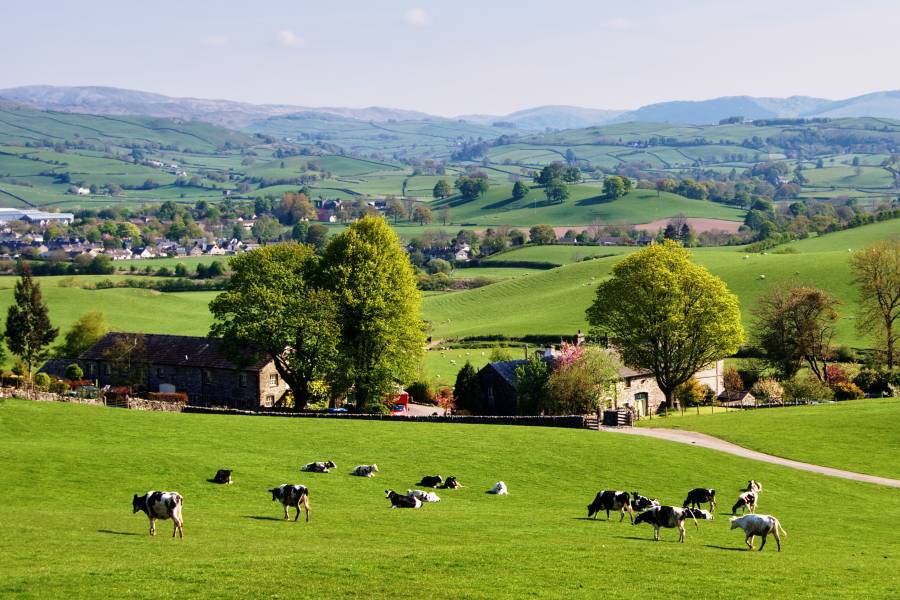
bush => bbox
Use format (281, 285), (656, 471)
(675, 377), (708, 407)
(426, 258), (452, 275)
(825, 363), (850, 385)
(750, 378), (784, 404)
(33, 372), (51, 390)
(831, 345), (857, 363)
(783, 375), (834, 403)
(405, 381), (434, 404)
(723, 366), (744, 394)
(832, 381), (865, 400)
(146, 392), (189, 404)
(49, 380), (70, 395)
(65, 363), (84, 380)
(852, 368), (898, 396)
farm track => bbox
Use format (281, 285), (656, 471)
(606, 427), (900, 488)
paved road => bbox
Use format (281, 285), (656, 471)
(604, 426), (900, 489)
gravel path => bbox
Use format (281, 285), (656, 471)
(604, 427), (900, 489)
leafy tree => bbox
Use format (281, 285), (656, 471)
(432, 179), (452, 199)
(252, 215), (283, 242)
(529, 224), (556, 245)
(562, 166), (582, 184)
(850, 241), (900, 368)
(723, 366), (744, 394)
(174, 263), (188, 277)
(57, 311), (108, 359)
(753, 286), (840, 382)
(674, 377), (708, 408)
(65, 363), (84, 380)
(385, 197), (407, 223)
(749, 378), (784, 405)
(545, 347), (621, 415)
(209, 243), (339, 409)
(534, 163), (565, 185)
(453, 361), (481, 413)
(306, 224), (330, 252)
(454, 175), (490, 201)
(412, 205), (433, 225)
(5, 265), (59, 380)
(515, 354), (550, 415)
(602, 176), (628, 200)
(489, 347), (513, 362)
(586, 242), (744, 409)
(512, 180), (529, 200)
(783, 374), (833, 403)
(319, 217), (425, 410)
(291, 221), (310, 242)
(439, 205), (451, 226)
(544, 181), (569, 204)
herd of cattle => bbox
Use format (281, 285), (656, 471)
(131, 466), (785, 552)
(586, 480), (787, 551)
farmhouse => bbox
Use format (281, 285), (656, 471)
(77, 333), (289, 409)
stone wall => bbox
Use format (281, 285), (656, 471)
(0, 387), (105, 406)
(126, 398), (185, 412)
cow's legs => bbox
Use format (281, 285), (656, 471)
(149, 518), (156, 536)
(678, 523), (685, 543)
(746, 535), (754, 550)
(759, 533), (767, 551)
(283, 504), (289, 520)
(773, 529), (781, 552)
(653, 526), (660, 541)
(294, 502), (301, 522)
(172, 518), (184, 539)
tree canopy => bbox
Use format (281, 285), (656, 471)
(57, 311), (108, 359)
(850, 240), (899, 368)
(5, 265), (58, 380)
(586, 241), (744, 408)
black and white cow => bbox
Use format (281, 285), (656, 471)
(683, 488), (717, 512)
(732, 491), (758, 515)
(407, 489), (441, 503)
(745, 480), (763, 493)
(587, 490), (634, 523)
(630, 491), (659, 512)
(730, 514), (786, 551)
(269, 484), (311, 522)
(417, 475), (443, 488)
(212, 469), (233, 484)
(301, 460), (337, 473)
(386, 490), (421, 509)
(440, 476), (463, 489)
(633, 505), (712, 542)
(132, 491), (184, 538)
(351, 464), (379, 477)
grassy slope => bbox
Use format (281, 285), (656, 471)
(1, 400), (898, 599)
(642, 398), (900, 480)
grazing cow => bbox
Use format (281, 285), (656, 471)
(730, 514), (786, 551)
(269, 484), (311, 522)
(683, 488), (717, 512)
(132, 491), (184, 538)
(351, 464), (379, 477)
(745, 480), (763, 493)
(407, 489), (441, 503)
(732, 491), (758, 515)
(417, 475), (443, 488)
(386, 490), (421, 509)
(302, 460), (337, 473)
(212, 469), (233, 484)
(440, 476), (463, 489)
(587, 490), (634, 523)
(633, 505), (711, 542)
(488, 481), (508, 495)
(630, 492), (659, 512)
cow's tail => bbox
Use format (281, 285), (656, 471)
(302, 490), (311, 522)
(774, 517), (787, 537)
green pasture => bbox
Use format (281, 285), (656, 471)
(0, 400), (897, 598)
(644, 398), (900, 480)
(801, 166), (894, 189)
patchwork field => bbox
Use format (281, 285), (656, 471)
(1, 400), (898, 598)
(642, 398), (900, 480)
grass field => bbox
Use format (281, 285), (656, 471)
(642, 398), (900, 480)
(1, 399), (898, 598)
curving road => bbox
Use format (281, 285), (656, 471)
(604, 426), (900, 489)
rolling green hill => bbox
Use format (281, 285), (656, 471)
(1, 399), (898, 598)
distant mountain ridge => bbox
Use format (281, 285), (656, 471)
(5, 85), (900, 130)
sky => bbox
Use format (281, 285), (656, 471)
(2, 0), (899, 116)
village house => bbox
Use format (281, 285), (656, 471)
(77, 333), (290, 409)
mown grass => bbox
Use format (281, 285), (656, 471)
(643, 398), (900, 480)
(0, 399), (898, 598)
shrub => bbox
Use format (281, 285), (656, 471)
(750, 378), (784, 404)
(434, 386), (455, 413)
(675, 377), (708, 407)
(64, 363), (84, 380)
(723, 366), (744, 394)
(831, 345), (857, 363)
(33, 372), (51, 390)
(489, 347), (513, 362)
(146, 392), (189, 404)
(405, 381), (434, 404)
(49, 380), (70, 395)
(825, 363), (850, 385)
(832, 381), (865, 400)
(852, 368), (898, 395)
(783, 375), (834, 403)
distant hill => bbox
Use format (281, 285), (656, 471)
(461, 105), (624, 130)
(805, 90), (900, 119)
(612, 96), (831, 125)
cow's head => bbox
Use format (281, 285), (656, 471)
(132, 494), (141, 513)
(384, 490), (395, 499)
(269, 488), (280, 502)
(729, 517), (741, 530)
(325, 461), (336, 469)
(633, 510), (652, 526)
(371, 464), (379, 472)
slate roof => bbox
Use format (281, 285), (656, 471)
(79, 333), (271, 371)
(484, 360), (528, 386)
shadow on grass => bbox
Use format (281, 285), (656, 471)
(481, 196), (518, 210)
(705, 544), (746, 552)
(98, 529), (140, 536)
(576, 194), (614, 206)
(243, 515), (284, 522)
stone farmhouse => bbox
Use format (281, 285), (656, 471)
(77, 333), (289, 409)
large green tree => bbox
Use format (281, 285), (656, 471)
(57, 311), (108, 358)
(850, 240), (900, 368)
(209, 243), (339, 409)
(5, 265), (59, 380)
(586, 242), (744, 409)
(319, 216), (425, 410)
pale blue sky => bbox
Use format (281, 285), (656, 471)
(2, 0), (898, 115)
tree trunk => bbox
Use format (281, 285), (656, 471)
(887, 317), (895, 370)
(663, 388), (675, 410)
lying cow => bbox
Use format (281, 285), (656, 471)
(269, 484), (311, 522)
(351, 464), (379, 477)
(633, 505), (711, 542)
(407, 489), (441, 503)
(386, 490), (421, 509)
(630, 492), (659, 512)
(587, 490), (634, 523)
(732, 491), (758, 515)
(417, 475), (443, 488)
(212, 469), (232, 484)
(440, 476), (463, 489)
(302, 460), (337, 473)
(745, 480), (763, 493)
(730, 514), (786, 551)
(683, 488), (717, 512)
(132, 491), (184, 538)
(488, 481), (508, 495)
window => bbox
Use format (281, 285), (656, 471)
(103, 363), (111, 376)
(203, 370), (212, 385)
(624, 377), (631, 389)
(265, 394), (275, 407)
(87, 363), (95, 377)
(239, 373), (247, 388)
(156, 368), (164, 378)
(269, 373), (279, 387)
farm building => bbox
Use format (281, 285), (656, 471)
(76, 333), (289, 409)
(717, 390), (757, 408)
